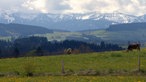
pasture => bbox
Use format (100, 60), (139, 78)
(0, 49), (146, 81)
(0, 76), (145, 82)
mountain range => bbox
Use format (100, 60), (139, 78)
(0, 11), (146, 46)
(0, 12), (146, 31)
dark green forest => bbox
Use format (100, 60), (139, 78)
(0, 36), (124, 58)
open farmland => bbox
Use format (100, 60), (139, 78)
(0, 49), (146, 81)
(0, 76), (145, 82)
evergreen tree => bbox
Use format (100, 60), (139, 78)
(0, 48), (1, 57)
(36, 47), (44, 56)
(13, 47), (20, 58)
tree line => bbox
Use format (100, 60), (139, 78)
(0, 36), (124, 58)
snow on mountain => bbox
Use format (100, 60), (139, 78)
(0, 11), (144, 23)
(139, 14), (146, 22)
(0, 11), (145, 31)
(0, 12), (15, 23)
(19, 14), (37, 20)
(96, 13), (138, 23)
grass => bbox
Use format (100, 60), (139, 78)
(0, 49), (146, 81)
(0, 76), (145, 82)
(0, 49), (145, 75)
(34, 32), (82, 41)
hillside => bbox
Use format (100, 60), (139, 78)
(107, 22), (146, 31)
(0, 49), (145, 81)
(104, 22), (146, 44)
(47, 22), (146, 45)
(0, 22), (146, 46)
(0, 49), (145, 76)
(37, 22), (146, 46)
(0, 36), (123, 58)
(0, 23), (53, 36)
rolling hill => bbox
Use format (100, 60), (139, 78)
(107, 22), (146, 31)
(37, 22), (146, 46)
(0, 22), (146, 46)
(104, 22), (146, 44)
(0, 23), (53, 36)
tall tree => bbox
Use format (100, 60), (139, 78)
(36, 47), (44, 56)
(0, 48), (1, 57)
(13, 47), (20, 58)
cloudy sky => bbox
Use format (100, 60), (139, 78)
(0, 0), (146, 16)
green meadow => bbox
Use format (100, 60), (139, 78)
(0, 49), (146, 81)
(0, 76), (145, 82)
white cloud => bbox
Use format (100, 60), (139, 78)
(118, 0), (146, 16)
(22, 0), (70, 13)
(22, 0), (48, 13)
(62, 0), (92, 13)
(61, 0), (146, 16)
(0, 0), (146, 16)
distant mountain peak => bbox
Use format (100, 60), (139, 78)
(0, 12), (146, 31)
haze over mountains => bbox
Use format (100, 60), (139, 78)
(0, 12), (146, 31)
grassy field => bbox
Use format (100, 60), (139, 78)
(38, 29), (146, 40)
(0, 49), (146, 81)
(0, 76), (145, 82)
(34, 32), (82, 41)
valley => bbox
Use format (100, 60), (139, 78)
(1, 22), (146, 47)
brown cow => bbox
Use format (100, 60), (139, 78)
(127, 43), (140, 52)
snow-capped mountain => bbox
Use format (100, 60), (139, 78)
(0, 11), (145, 31)
(139, 14), (146, 22)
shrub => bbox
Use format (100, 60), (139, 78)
(22, 62), (36, 76)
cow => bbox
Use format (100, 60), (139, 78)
(127, 43), (140, 52)
(64, 48), (72, 54)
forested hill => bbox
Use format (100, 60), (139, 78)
(107, 22), (146, 31)
(0, 36), (124, 58)
(0, 23), (53, 36)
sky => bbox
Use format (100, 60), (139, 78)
(0, 0), (146, 16)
